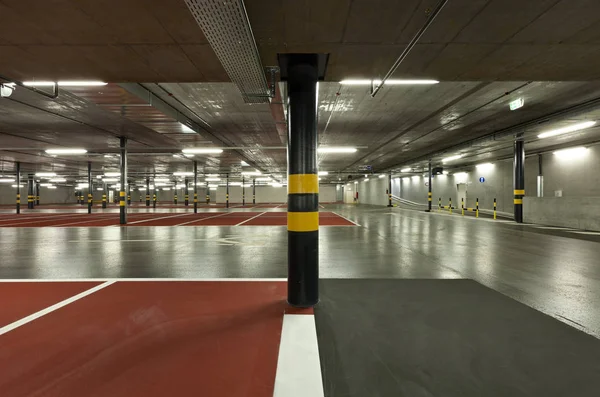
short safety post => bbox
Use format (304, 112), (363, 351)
(174, 191), (178, 205)
(494, 198), (497, 220)
(461, 198), (464, 216)
(476, 198), (479, 218)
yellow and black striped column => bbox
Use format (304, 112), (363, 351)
(225, 174), (229, 208)
(16, 162), (21, 214)
(514, 139), (525, 223)
(27, 174), (35, 209)
(206, 181), (210, 204)
(119, 137), (127, 225)
(252, 178), (256, 204)
(427, 161), (433, 212)
(80, 192), (85, 206)
(242, 176), (246, 206)
(87, 161), (93, 214)
(102, 193), (107, 208)
(145, 178), (150, 207)
(35, 182), (40, 205)
(153, 191), (157, 209)
(193, 161), (198, 213)
(185, 177), (189, 206)
(286, 54), (319, 307)
(174, 193), (178, 205)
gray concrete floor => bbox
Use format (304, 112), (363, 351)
(2, 204), (600, 338)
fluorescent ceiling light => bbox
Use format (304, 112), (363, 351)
(242, 171), (261, 176)
(442, 171), (449, 175)
(35, 172), (57, 177)
(96, 188), (104, 191)
(255, 177), (272, 181)
(340, 79), (439, 85)
(205, 177), (221, 181)
(208, 184), (219, 188)
(104, 172), (121, 177)
(476, 163), (494, 169)
(45, 148), (87, 155)
(153, 178), (171, 182)
(47, 186), (57, 189)
(317, 147), (357, 153)
(183, 154), (194, 158)
(453, 172), (468, 178)
(364, 178), (369, 182)
(271, 183), (283, 187)
(96, 175), (103, 179)
(241, 161), (249, 166)
(49, 178), (67, 182)
(378, 174), (386, 178)
(23, 81), (107, 87)
(181, 148), (223, 154)
(318, 177), (322, 181)
(40, 183), (54, 187)
(400, 168), (411, 173)
(442, 154), (463, 163)
(553, 146), (588, 158)
(538, 121), (596, 139)
(173, 172), (194, 176)
(11, 184), (24, 188)
(318, 171), (329, 176)
(206, 174), (219, 177)
(228, 182), (242, 186)
(102, 178), (119, 182)
(209, 187), (217, 190)
(411, 175), (420, 180)
(180, 123), (195, 133)
(162, 187), (171, 191)
(0, 179), (16, 183)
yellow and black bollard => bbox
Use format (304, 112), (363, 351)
(184, 177), (189, 206)
(476, 198), (479, 218)
(449, 198), (452, 214)
(16, 162), (21, 214)
(461, 198), (464, 216)
(153, 193), (157, 209)
(145, 178), (150, 207)
(27, 175), (35, 209)
(428, 192), (432, 208)
(174, 194), (178, 205)
(119, 137), (128, 225)
(102, 194), (107, 209)
(252, 178), (256, 205)
(284, 53), (320, 307)
(514, 139), (525, 223)
(225, 174), (229, 209)
(494, 198), (497, 220)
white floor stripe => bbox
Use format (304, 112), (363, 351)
(235, 212), (266, 226)
(273, 314), (325, 397)
(330, 211), (361, 226)
(0, 280), (115, 336)
(175, 211), (232, 226)
(125, 213), (191, 225)
(572, 231), (600, 235)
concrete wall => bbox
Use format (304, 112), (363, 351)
(524, 197), (600, 231)
(0, 185), (76, 205)
(213, 185), (337, 204)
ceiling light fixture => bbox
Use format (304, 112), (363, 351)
(45, 148), (87, 155)
(553, 146), (588, 158)
(538, 121), (596, 139)
(49, 178), (67, 183)
(102, 178), (119, 183)
(271, 183), (283, 187)
(173, 172), (194, 176)
(35, 172), (57, 177)
(180, 123), (195, 133)
(378, 174), (386, 178)
(442, 154), (463, 163)
(317, 147), (357, 153)
(242, 171), (262, 176)
(181, 148), (224, 154)
(318, 171), (329, 176)
(340, 79), (439, 85)
(255, 177), (272, 181)
(205, 178), (221, 182)
(23, 81), (107, 87)
(104, 172), (121, 177)
(400, 168), (411, 173)
(47, 186), (57, 189)
(241, 161), (249, 166)
(0, 179), (16, 183)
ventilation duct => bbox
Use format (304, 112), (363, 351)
(184, 0), (270, 104)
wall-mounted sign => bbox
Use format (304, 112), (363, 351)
(509, 98), (524, 111)
(479, 177), (485, 183)
(424, 181), (429, 187)
(358, 165), (372, 171)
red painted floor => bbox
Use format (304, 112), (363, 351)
(0, 211), (356, 227)
(0, 281), (307, 397)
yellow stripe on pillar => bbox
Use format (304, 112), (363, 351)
(514, 199), (523, 204)
(288, 212), (319, 232)
(514, 189), (525, 195)
(288, 174), (318, 194)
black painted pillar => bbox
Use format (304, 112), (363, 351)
(428, 161), (433, 212)
(87, 161), (93, 214)
(206, 181), (210, 204)
(193, 161), (198, 213)
(253, 178), (256, 204)
(226, 174), (229, 208)
(242, 176), (245, 206)
(119, 137), (127, 225)
(514, 138), (525, 223)
(153, 180), (157, 209)
(184, 178), (189, 206)
(146, 178), (150, 207)
(127, 182), (131, 205)
(286, 54), (319, 307)
(387, 171), (392, 207)
(27, 174), (34, 209)
(35, 181), (40, 205)
(16, 162), (20, 214)
(102, 182), (107, 208)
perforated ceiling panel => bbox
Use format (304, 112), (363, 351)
(184, 0), (270, 104)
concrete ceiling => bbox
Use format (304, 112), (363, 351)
(2, 0), (600, 183)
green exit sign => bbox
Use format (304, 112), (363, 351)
(509, 98), (524, 111)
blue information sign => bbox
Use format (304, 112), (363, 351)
(479, 177), (485, 183)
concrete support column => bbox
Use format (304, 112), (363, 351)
(428, 161), (432, 212)
(387, 171), (392, 207)
(185, 178), (189, 206)
(119, 137), (127, 225)
(226, 174), (229, 208)
(537, 154), (544, 198)
(27, 174), (35, 209)
(35, 181), (40, 205)
(102, 182), (107, 209)
(16, 162), (20, 214)
(242, 176), (246, 206)
(146, 178), (150, 207)
(252, 179), (256, 204)
(285, 54), (319, 307)
(153, 179), (157, 209)
(206, 181), (210, 204)
(87, 161), (93, 214)
(127, 182), (131, 205)
(514, 138), (525, 223)
(193, 161), (198, 213)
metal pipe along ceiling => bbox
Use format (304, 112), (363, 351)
(184, 0), (270, 104)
